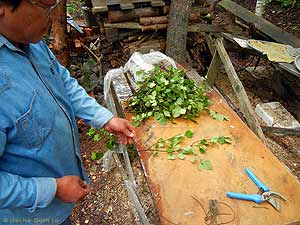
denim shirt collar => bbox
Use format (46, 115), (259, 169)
(0, 34), (27, 53)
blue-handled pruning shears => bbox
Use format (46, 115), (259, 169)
(227, 168), (287, 211)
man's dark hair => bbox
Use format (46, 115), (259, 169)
(0, 0), (22, 10)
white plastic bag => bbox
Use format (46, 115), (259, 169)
(124, 51), (177, 81)
(101, 150), (115, 172)
(103, 67), (124, 112)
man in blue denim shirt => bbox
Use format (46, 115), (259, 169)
(0, 0), (135, 224)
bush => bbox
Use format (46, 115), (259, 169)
(267, 0), (296, 7)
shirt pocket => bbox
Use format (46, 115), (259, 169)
(15, 91), (54, 149)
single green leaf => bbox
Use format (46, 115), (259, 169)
(210, 110), (229, 121)
(96, 152), (104, 160)
(172, 108), (181, 118)
(106, 141), (114, 150)
(159, 117), (167, 125)
(199, 145), (207, 154)
(145, 101), (151, 107)
(217, 137), (226, 144)
(182, 146), (192, 154)
(178, 153), (186, 160)
(93, 134), (101, 142)
(91, 152), (97, 160)
(132, 121), (140, 127)
(180, 108), (186, 114)
(87, 127), (95, 137)
(198, 160), (213, 170)
(168, 154), (176, 160)
(174, 145), (181, 151)
(154, 112), (161, 120)
(163, 110), (171, 117)
(185, 130), (193, 138)
(158, 142), (165, 148)
(191, 156), (196, 163)
(210, 136), (219, 143)
(91, 151), (104, 161)
(136, 70), (143, 76)
(166, 147), (174, 154)
(148, 82), (156, 88)
(199, 139), (209, 146)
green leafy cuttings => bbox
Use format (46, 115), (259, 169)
(128, 66), (213, 126)
(87, 127), (119, 161)
(151, 130), (232, 171)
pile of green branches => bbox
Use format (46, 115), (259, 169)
(128, 66), (228, 126)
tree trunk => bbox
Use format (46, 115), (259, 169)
(166, 0), (192, 65)
(51, 0), (69, 66)
(255, 0), (266, 17)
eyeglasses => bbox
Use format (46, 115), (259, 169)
(28, 0), (61, 16)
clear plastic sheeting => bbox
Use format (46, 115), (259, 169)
(103, 67), (124, 114)
(101, 150), (115, 172)
(124, 51), (177, 81)
(104, 51), (178, 109)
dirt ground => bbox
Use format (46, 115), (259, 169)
(71, 1), (300, 224)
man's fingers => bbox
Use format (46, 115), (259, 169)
(79, 180), (89, 188)
(82, 185), (90, 195)
(124, 120), (135, 133)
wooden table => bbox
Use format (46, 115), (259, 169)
(110, 70), (300, 225)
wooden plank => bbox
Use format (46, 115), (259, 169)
(91, 0), (108, 12)
(104, 22), (142, 29)
(151, 0), (165, 7)
(108, 7), (161, 23)
(277, 63), (300, 78)
(206, 34), (224, 87)
(206, 50), (222, 86)
(109, 62), (300, 224)
(214, 38), (266, 143)
(120, 0), (134, 10)
(262, 126), (300, 136)
(188, 24), (242, 34)
(120, 89), (300, 225)
(104, 23), (241, 33)
(218, 0), (300, 48)
(106, 0), (121, 5)
(131, 0), (151, 3)
(120, 4), (134, 9)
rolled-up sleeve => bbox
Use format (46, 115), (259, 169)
(45, 45), (113, 129)
(0, 130), (57, 212)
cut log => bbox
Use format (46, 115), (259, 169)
(108, 7), (162, 23)
(139, 10), (210, 26)
(140, 16), (169, 25)
(104, 22), (142, 29)
(142, 24), (168, 31)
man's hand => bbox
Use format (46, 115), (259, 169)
(56, 176), (90, 203)
(103, 117), (135, 145)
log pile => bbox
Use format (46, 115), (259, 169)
(103, 5), (212, 33)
